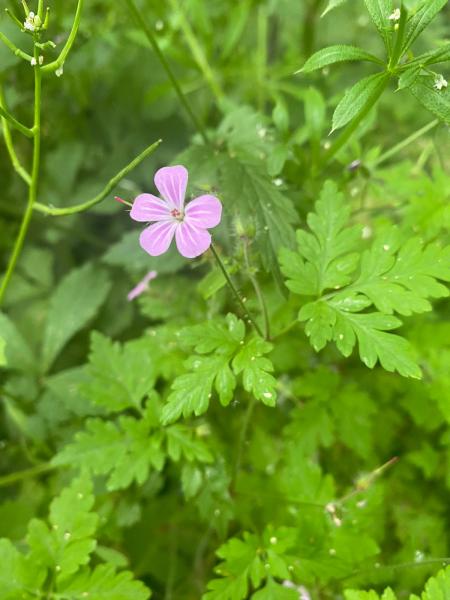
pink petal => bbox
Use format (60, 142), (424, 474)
(184, 195), (222, 229)
(139, 221), (177, 256)
(175, 221), (211, 259)
(130, 193), (171, 222)
(154, 165), (188, 210)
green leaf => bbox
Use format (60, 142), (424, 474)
(410, 79), (450, 123)
(165, 424), (213, 463)
(27, 474), (98, 580)
(397, 65), (422, 90)
(53, 416), (164, 491)
(300, 45), (382, 73)
(321, 0), (349, 17)
(363, 0), (393, 51)
(401, 0), (449, 54)
(0, 336), (5, 367)
(0, 539), (45, 599)
(332, 72), (390, 132)
(280, 181), (361, 296)
(58, 564), (151, 600)
(0, 312), (35, 373)
(81, 333), (157, 413)
(252, 580), (299, 599)
(220, 157), (297, 286)
(232, 337), (277, 406)
(420, 565), (450, 600)
(41, 264), (111, 372)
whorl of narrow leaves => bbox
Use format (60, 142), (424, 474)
(279, 181), (450, 378)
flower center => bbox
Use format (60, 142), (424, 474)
(170, 208), (183, 221)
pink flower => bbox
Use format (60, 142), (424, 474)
(127, 270), (158, 301)
(130, 165), (222, 259)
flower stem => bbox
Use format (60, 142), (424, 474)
(242, 239), (270, 340)
(41, 0), (85, 73)
(210, 243), (264, 338)
(0, 48), (41, 306)
(0, 462), (55, 488)
(0, 103), (33, 137)
(0, 31), (34, 62)
(123, 0), (210, 147)
(0, 84), (32, 185)
(34, 139), (162, 216)
(372, 119), (439, 167)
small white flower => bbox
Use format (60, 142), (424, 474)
(55, 65), (64, 77)
(30, 57), (37, 66)
(434, 74), (448, 91)
(38, 55), (44, 65)
(389, 8), (401, 21)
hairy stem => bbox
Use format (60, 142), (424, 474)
(34, 139), (162, 216)
(123, 0), (210, 146)
(242, 239), (271, 340)
(0, 49), (41, 306)
(210, 243), (264, 338)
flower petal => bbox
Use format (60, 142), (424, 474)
(175, 221), (211, 258)
(184, 195), (222, 229)
(139, 221), (177, 256)
(130, 193), (171, 222)
(154, 165), (188, 210)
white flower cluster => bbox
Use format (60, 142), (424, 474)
(434, 74), (448, 91)
(23, 11), (41, 32)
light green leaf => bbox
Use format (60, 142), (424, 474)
(232, 337), (277, 406)
(81, 333), (157, 413)
(41, 264), (111, 372)
(420, 565), (450, 600)
(300, 45), (382, 73)
(397, 65), (422, 90)
(321, 0), (349, 17)
(363, 0), (393, 51)
(0, 539), (45, 599)
(58, 564), (151, 600)
(0, 312), (35, 373)
(0, 336), (5, 367)
(252, 580), (299, 599)
(410, 79), (450, 123)
(165, 424), (213, 463)
(332, 72), (390, 132)
(53, 416), (164, 491)
(402, 0), (449, 54)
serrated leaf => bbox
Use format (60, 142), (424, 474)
(165, 424), (213, 463)
(0, 312), (35, 373)
(0, 539), (45, 599)
(300, 45), (382, 73)
(58, 564), (151, 600)
(232, 337), (277, 406)
(332, 72), (390, 132)
(401, 0), (449, 54)
(41, 265), (111, 372)
(363, 0), (393, 51)
(252, 579), (299, 599)
(81, 333), (157, 413)
(410, 79), (450, 123)
(53, 416), (164, 491)
(420, 565), (450, 600)
(220, 157), (297, 286)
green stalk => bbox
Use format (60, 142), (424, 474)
(0, 31), (34, 62)
(0, 103), (33, 137)
(388, 5), (408, 70)
(242, 239), (270, 340)
(0, 85), (31, 185)
(41, 0), (84, 73)
(0, 462), (55, 488)
(168, 0), (224, 103)
(0, 48), (41, 306)
(123, 0), (210, 146)
(210, 243), (264, 338)
(34, 139), (162, 216)
(256, 4), (268, 112)
(373, 119), (439, 167)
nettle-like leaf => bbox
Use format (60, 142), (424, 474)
(41, 264), (111, 373)
(203, 527), (297, 600)
(279, 181), (450, 377)
(220, 156), (297, 287)
(300, 45), (382, 73)
(81, 332), (157, 413)
(0, 476), (151, 599)
(161, 315), (277, 424)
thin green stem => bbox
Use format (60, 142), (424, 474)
(0, 49), (41, 306)
(0, 85), (31, 185)
(256, 4), (268, 112)
(0, 31), (34, 62)
(388, 4), (408, 69)
(242, 239), (270, 340)
(324, 75), (390, 163)
(0, 462), (55, 487)
(0, 103), (33, 137)
(168, 0), (224, 103)
(210, 243), (264, 338)
(34, 139), (162, 216)
(231, 397), (256, 492)
(373, 119), (439, 167)
(123, 0), (210, 146)
(41, 0), (84, 73)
